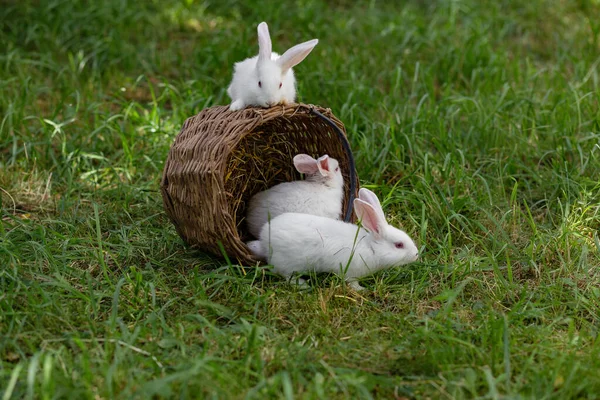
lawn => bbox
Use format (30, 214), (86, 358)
(1, 0), (600, 398)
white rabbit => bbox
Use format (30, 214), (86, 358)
(246, 154), (344, 239)
(227, 21), (319, 111)
(247, 188), (419, 290)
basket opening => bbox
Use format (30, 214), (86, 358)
(161, 104), (358, 264)
(223, 115), (351, 241)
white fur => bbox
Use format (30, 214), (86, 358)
(227, 22), (318, 111)
(246, 240), (265, 259)
(246, 154), (344, 239)
(249, 188), (419, 290)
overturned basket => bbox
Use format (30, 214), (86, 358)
(160, 103), (359, 265)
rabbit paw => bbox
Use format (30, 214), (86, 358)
(229, 99), (245, 111)
(347, 280), (365, 291)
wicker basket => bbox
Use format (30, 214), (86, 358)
(160, 103), (359, 265)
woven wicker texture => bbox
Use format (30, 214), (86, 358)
(161, 103), (359, 265)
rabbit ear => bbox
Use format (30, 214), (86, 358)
(257, 22), (272, 63)
(293, 154), (318, 174)
(276, 39), (319, 74)
(358, 188), (386, 222)
(316, 154), (331, 177)
(354, 199), (384, 239)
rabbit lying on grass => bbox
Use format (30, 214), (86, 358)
(247, 188), (419, 290)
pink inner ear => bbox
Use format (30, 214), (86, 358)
(354, 199), (382, 236)
(358, 188), (385, 221)
(317, 155), (330, 175)
(293, 154), (318, 174)
(277, 39), (319, 74)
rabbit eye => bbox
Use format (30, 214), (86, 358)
(395, 242), (404, 249)
(335, 167), (339, 172)
(258, 81), (262, 88)
(279, 82), (282, 89)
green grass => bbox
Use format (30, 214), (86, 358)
(1, 0), (600, 398)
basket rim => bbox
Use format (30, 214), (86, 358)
(161, 103), (359, 265)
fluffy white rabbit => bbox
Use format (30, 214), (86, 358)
(247, 188), (419, 290)
(246, 154), (344, 239)
(227, 21), (318, 111)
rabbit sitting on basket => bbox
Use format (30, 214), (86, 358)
(227, 21), (319, 111)
(247, 188), (419, 291)
(246, 153), (344, 240)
